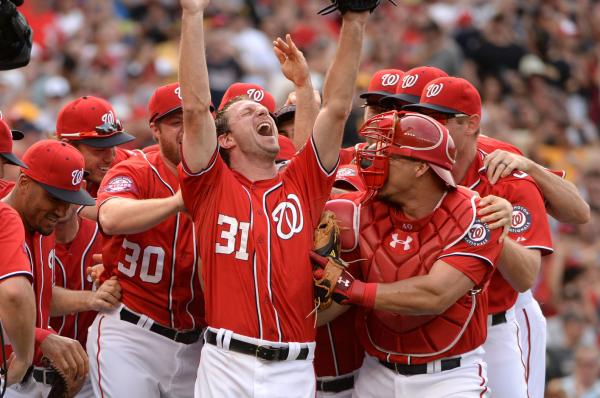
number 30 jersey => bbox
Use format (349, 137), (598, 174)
(179, 137), (337, 343)
(98, 151), (205, 331)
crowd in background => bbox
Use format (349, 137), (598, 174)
(0, 0), (599, 396)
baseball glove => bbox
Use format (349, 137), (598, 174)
(42, 358), (85, 398)
(310, 211), (347, 310)
(318, 0), (396, 15)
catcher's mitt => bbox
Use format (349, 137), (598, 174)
(311, 211), (346, 310)
(41, 358), (85, 398)
(318, 0), (396, 15)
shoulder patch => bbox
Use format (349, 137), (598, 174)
(464, 219), (491, 247)
(510, 205), (532, 233)
(101, 176), (137, 194)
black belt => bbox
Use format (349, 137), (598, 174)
(32, 368), (58, 385)
(205, 329), (310, 361)
(120, 308), (200, 345)
(316, 375), (355, 392)
(491, 311), (507, 326)
(379, 357), (461, 376)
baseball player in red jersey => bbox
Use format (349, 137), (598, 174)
(339, 68), (403, 165)
(177, 0), (368, 395)
(88, 82), (205, 398)
(406, 76), (555, 398)
(2, 140), (94, 398)
(0, 202), (36, 389)
(313, 165), (366, 398)
(49, 204), (104, 398)
(55, 96), (137, 200)
(0, 117), (27, 180)
(319, 112), (503, 397)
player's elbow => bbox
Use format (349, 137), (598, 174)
(98, 209), (120, 236)
(0, 277), (35, 312)
(573, 202), (591, 224)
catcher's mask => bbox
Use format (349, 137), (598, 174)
(356, 111), (457, 196)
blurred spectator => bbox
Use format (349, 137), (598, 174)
(548, 345), (600, 398)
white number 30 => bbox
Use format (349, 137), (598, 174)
(117, 239), (165, 284)
(215, 214), (250, 260)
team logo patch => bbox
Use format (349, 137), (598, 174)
(510, 205), (532, 234)
(465, 219), (491, 247)
(336, 167), (357, 179)
(102, 176), (136, 193)
(271, 193), (304, 240)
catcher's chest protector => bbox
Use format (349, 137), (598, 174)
(357, 187), (481, 359)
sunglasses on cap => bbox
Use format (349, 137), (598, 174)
(418, 110), (469, 125)
(60, 120), (124, 139)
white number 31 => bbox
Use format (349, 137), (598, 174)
(215, 214), (250, 260)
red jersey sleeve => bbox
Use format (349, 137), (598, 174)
(438, 219), (502, 286)
(0, 204), (32, 282)
(178, 147), (227, 222)
(97, 159), (147, 205)
(281, 136), (338, 227)
(496, 176), (553, 255)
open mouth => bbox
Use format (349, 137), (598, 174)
(257, 122), (273, 137)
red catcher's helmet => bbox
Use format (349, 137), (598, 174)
(356, 111), (456, 194)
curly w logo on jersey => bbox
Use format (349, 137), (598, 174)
(510, 205), (532, 233)
(465, 219), (491, 246)
(271, 193), (304, 240)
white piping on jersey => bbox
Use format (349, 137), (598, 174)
(438, 252), (494, 267)
(310, 135), (338, 177)
(181, 146), (219, 177)
(524, 245), (554, 253)
(53, 254), (68, 335)
(241, 186), (263, 339)
(76, 222), (99, 340)
(326, 323), (340, 376)
(444, 195), (478, 251)
(0, 271), (32, 282)
(263, 182), (284, 342)
(143, 153), (180, 329)
(38, 237), (45, 327)
(184, 222), (198, 329)
(23, 242), (42, 326)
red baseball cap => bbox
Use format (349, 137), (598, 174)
(0, 118), (27, 168)
(21, 140), (95, 205)
(56, 96), (135, 148)
(380, 66), (448, 108)
(148, 83), (182, 123)
(334, 164), (365, 191)
(219, 83), (276, 113)
(403, 76), (482, 117)
(359, 69), (404, 101)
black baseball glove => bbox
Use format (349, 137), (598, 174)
(318, 0), (396, 15)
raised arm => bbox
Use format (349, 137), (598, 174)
(179, 0), (216, 173)
(484, 149), (591, 224)
(312, 11), (369, 171)
(273, 35), (319, 150)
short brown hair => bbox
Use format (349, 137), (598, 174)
(214, 95), (248, 166)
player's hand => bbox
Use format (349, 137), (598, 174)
(273, 34), (310, 87)
(180, 0), (209, 13)
(88, 276), (121, 312)
(5, 353), (31, 386)
(86, 254), (105, 287)
(483, 149), (532, 184)
(477, 195), (513, 243)
(172, 190), (187, 213)
(40, 334), (88, 380)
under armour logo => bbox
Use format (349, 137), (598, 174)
(381, 73), (400, 87)
(425, 83), (444, 98)
(389, 233), (412, 250)
(338, 277), (350, 287)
